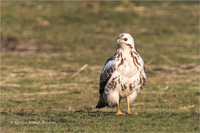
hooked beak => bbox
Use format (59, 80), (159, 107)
(116, 38), (121, 45)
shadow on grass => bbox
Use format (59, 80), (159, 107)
(2, 106), (199, 123)
(74, 110), (116, 117)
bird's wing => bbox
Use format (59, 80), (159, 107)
(99, 56), (116, 94)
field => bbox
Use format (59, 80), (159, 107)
(1, 1), (199, 132)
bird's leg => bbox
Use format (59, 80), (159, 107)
(116, 104), (125, 115)
(126, 97), (134, 115)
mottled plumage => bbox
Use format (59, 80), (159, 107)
(96, 33), (146, 115)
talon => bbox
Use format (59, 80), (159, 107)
(116, 104), (125, 115)
(116, 111), (126, 115)
(126, 111), (134, 115)
(126, 111), (137, 115)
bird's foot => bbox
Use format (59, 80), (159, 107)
(126, 110), (138, 115)
(115, 111), (126, 115)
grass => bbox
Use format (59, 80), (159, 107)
(1, 1), (199, 132)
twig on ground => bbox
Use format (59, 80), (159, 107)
(70, 64), (88, 79)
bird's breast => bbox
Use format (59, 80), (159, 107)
(116, 49), (144, 78)
(116, 57), (138, 78)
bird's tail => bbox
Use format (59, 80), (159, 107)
(96, 94), (107, 109)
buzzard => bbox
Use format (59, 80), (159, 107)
(96, 33), (146, 115)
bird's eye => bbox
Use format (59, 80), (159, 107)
(124, 38), (128, 41)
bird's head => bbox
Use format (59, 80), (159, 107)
(116, 33), (135, 50)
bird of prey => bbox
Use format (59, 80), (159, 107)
(96, 33), (146, 115)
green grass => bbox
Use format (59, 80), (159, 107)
(1, 1), (199, 132)
(1, 110), (199, 132)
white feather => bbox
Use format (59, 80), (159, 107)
(97, 33), (146, 108)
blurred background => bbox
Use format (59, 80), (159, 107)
(1, 1), (199, 132)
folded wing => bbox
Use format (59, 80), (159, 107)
(99, 56), (116, 94)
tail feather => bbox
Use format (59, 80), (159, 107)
(96, 94), (107, 108)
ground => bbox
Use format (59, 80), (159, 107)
(1, 1), (199, 132)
